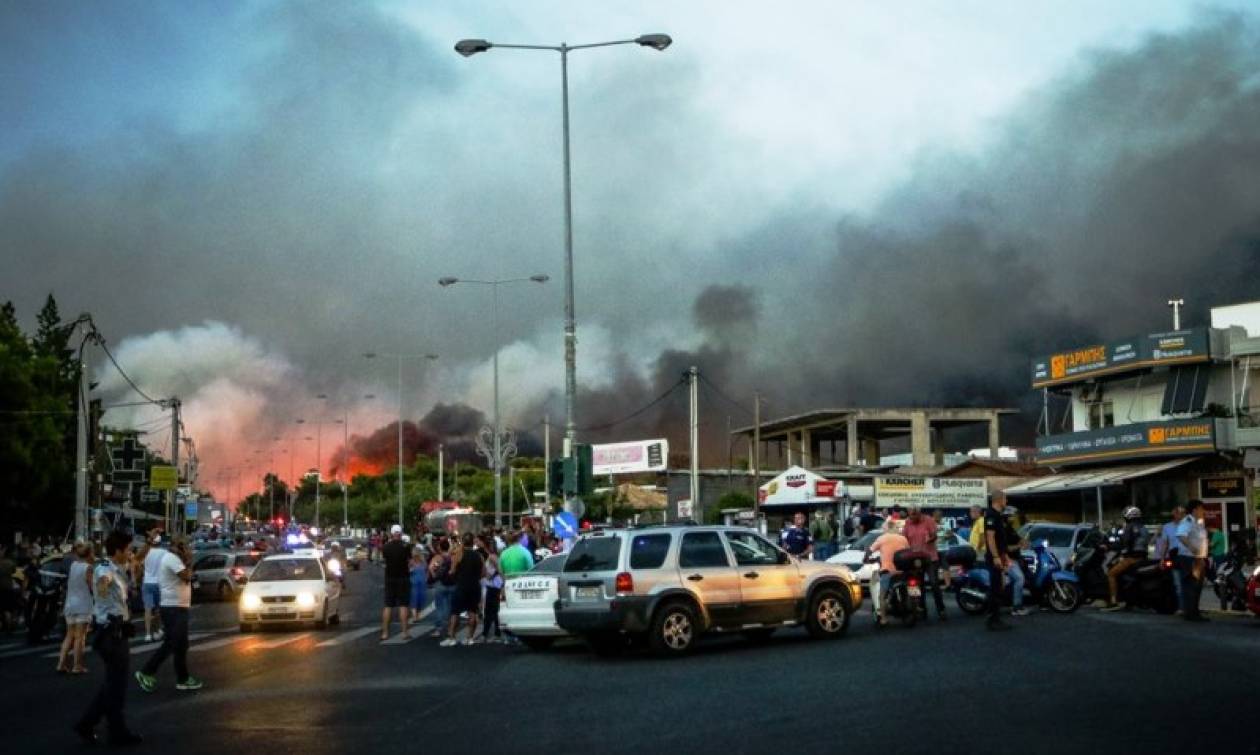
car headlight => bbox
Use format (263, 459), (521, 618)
(241, 594), (262, 610)
(296, 592), (316, 608)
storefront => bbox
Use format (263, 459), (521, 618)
(756, 466), (846, 533)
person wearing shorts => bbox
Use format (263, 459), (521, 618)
(139, 532), (166, 642)
(379, 525), (412, 641)
(442, 533), (484, 647)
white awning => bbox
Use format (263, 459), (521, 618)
(1004, 458), (1195, 496)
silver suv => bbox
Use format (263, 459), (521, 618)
(555, 524), (862, 656)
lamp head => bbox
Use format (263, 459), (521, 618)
(529, 274), (550, 284)
(438, 277), (459, 287)
(635, 33), (672, 51)
(455, 39), (493, 57)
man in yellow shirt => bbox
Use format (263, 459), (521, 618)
(967, 505), (985, 551)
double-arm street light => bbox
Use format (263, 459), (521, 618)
(454, 33), (672, 467)
(438, 275), (549, 525)
(364, 353), (438, 528)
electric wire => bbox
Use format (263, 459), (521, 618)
(576, 376), (686, 433)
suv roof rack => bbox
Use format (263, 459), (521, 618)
(627, 520), (700, 530)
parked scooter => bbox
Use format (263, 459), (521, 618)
(952, 542), (1081, 614)
(866, 549), (929, 628)
(1070, 530), (1178, 614)
(1214, 548), (1249, 612)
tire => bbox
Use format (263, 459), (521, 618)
(648, 601), (699, 656)
(956, 587), (989, 616)
(805, 587), (850, 639)
(1047, 580), (1081, 613)
(741, 628), (776, 643)
(520, 636), (556, 651)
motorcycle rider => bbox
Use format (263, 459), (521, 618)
(1101, 506), (1148, 611)
(868, 519), (909, 628)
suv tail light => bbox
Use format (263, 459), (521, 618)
(908, 576), (920, 587)
(615, 572), (634, 595)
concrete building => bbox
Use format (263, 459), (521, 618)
(1007, 300), (1260, 542)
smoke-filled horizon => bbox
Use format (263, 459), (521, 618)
(4, 4), (1260, 499)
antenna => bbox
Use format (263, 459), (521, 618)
(1167, 298), (1185, 330)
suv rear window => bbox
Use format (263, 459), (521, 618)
(564, 536), (622, 573)
(629, 534), (671, 569)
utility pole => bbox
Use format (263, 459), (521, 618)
(397, 357), (404, 527)
(689, 366), (699, 520)
(74, 347), (90, 542)
(342, 412), (349, 530)
(509, 464), (515, 524)
(1167, 298), (1185, 330)
(543, 415), (550, 508)
(753, 391), (761, 518)
(438, 443), (444, 501)
(169, 398), (181, 534)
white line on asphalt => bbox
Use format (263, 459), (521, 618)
(190, 634), (249, 653)
(380, 606), (436, 645)
(128, 632), (212, 655)
(316, 626), (379, 647)
(247, 633), (310, 650)
(0, 644), (58, 660)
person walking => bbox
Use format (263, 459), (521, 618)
(480, 540), (504, 643)
(136, 531), (165, 642)
(903, 506), (946, 620)
(135, 537), (201, 692)
(443, 532), (484, 647)
(380, 525), (412, 641)
(428, 538), (455, 638)
(408, 548), (429, 624)
(983, 492), (1013, 631)
(74, 530), (142, 746)
(1176, 500), (1210, 622)
(810, 512), (835, 561)
(57, 543), (95, 674)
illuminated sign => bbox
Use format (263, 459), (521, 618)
(1036, 418), (1217, 465)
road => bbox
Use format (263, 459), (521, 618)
(2, 564), (1256, 754)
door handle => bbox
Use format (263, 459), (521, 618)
(686, 574), (704, 582)
(744, 571), (760, 579)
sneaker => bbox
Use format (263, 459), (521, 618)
(470, 636), (485, 645)
(1011, 607), (1030, 617)
(459, 637), (474, 646)
(175, 676), (203, 691)
(1100, 603), (1123, 612)
(152, 630), (163, 641)
(134, 671), (156, 693)
(439, 638), (457, 647)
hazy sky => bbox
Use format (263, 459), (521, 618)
(3, 1), (1258, 494)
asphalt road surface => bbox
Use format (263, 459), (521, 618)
(3, 565), (1257, 755)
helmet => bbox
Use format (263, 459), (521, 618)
(1122, 506), (1142, 520)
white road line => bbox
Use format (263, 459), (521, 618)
(316, 626), (379, 647)
(0, 644), (58, 660)
(190, 635), (249, 653)
(248, 633), (310, 650)
(128, 632), (212, 655)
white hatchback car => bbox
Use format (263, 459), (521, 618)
(828, 528), (967, 589)
(501, 554), (568, 650)
(239, 554), (342, 632)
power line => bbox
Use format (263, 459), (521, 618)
(97, 339), (163, 406)
(697, 374), (752, 416)
(577, 377), (686, 433)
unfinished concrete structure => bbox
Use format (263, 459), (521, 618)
(731, 407), (1016, 470)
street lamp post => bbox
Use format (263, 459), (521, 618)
(364, 353), (438, 527)
(439, 275), (548, 526)
(314, 394), (331, 529)
(454, 33), (672, 463)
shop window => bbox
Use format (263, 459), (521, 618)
(1088, 401), (1114, 429)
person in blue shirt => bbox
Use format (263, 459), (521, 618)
(779, 512), (813, 558)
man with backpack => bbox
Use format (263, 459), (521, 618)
(1101, 506), (1149, 611)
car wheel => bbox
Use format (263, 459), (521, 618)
(519, 636), (555, 651)
(648, 601), (698, 656)
(806, 587), (850, 639)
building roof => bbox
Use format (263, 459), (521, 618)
(939, 458), (1051, 478)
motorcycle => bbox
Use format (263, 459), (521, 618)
(1213, 549), (1249, 612)
(952, 542), (1082, 614)
(1070, 530), (1178, 614)
(866, 549), (929, 628)
(26, 558), (67, 645)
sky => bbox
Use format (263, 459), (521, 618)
(3, 1), (1259, 498)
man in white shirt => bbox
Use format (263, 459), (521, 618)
(135, 537), (202, 691)
(1153, 506), (1185, 609)
(139, 531), (167, 642)
(1175, 500), (1209, 622)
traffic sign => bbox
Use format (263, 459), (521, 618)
(185, 502), (198, 519)
(140, 488), (160, 504)
(553, 511), (578, 540)
(150, 465), (177, 491)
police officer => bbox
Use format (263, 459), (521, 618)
(983, 492), (1012, 631)
(779, 511), (813, 558)
(74, 529), (142, 746)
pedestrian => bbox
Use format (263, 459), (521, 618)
(73, 530), (142, 746)
(1155, 506), (1186, 609)
(1176, 500), (1210, 622)
(982, 492), (1013, 631)
(903, 506), (946, 620)
(779, 511), (813, 559)
(136, 530), (165, 642)
(408, 548), (429, 624)
(443, 532), (484, 647)
(134, 536), (202, 692)
(480, 539), (504, 643)
(58, 542), (95, 674)
(428, 538), (455, 638)
(1208, 525), (1226, 574)
(500, 532), (533, 578)
(809, 512), (835, 561)
(380, 524), (412, 640)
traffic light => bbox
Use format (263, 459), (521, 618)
(575, 443), (593, 495)
(549, 446), (594, 496)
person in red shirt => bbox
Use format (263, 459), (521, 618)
(903, 506), (946, 620)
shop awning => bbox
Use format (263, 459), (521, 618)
(1004, 458), (1195, 496)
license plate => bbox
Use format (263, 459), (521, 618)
(908, 586), (922, 597)
(575, 586), (600, 600)
(267, 605), (289, 613)
(516, 589), (545, 600)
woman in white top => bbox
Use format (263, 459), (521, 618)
(58, 542), (95, 674)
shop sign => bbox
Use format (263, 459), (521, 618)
(1036, 418), (1216, 465)
(874, 477), (987, 509)
(592, 439), (668, 475)
(1200, 477), (1245, 499)
(1031, 327), (1210, 388)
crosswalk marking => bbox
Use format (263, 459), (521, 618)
(248, 633), (310, 650)
(0, 644), (58, 660)
(189, 635), (248, 653)
(128, 632), (212, 656)
(316, 626), (379, 647)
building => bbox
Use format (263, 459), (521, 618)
(1007, 301), (1260, 544)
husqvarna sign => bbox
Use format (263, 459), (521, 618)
(875, 477), (987, 509)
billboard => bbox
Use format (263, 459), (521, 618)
(874, 477), (988, 509)
(592, 439), (668, 475)
(1030, 327), (1211, 388)
(1035, 418), (1217, 465)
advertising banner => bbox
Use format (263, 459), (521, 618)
(758, 466), (844, 506)
(1035, 418), (1217, 465)
(1031, 327), (1211, 388)
(874, 477), (988, 509)
(592, 439), (668, 475)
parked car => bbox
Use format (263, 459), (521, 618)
(1018, 522), (1094, 568)
(502, 554), (569, 650)
(191, 550), (264, 601)
(555, 524), (862, 656)
(238, 554), (341, 631)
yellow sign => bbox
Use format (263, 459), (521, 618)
(149, 465), (178, 491)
